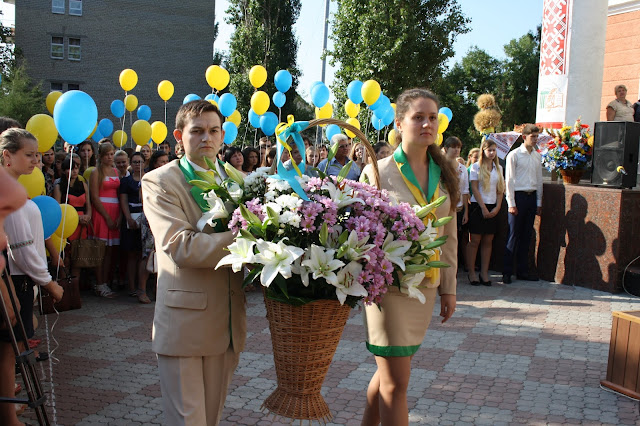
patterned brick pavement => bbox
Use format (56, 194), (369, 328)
(19, 275), (640, 425)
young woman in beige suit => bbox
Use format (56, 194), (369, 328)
(360, 88), (459, 426)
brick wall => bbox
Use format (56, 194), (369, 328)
(14, 0), (216, 145)
(600, 8), (640, 119)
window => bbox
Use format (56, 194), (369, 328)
(52, 0), (65, 14)
(68, 38), (81, 61)
(69, 0), (82, 16)
(51, 36), (64, 59)
(50, 82), (63, 91)
(67, 83), (80, 91)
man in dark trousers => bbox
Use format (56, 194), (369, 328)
(503, 124), (543, 284)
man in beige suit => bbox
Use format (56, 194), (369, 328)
(142, 100), (246, 425)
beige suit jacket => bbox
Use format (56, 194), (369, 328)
(142, 160), (246, 357)
(362, 156), (458, 295)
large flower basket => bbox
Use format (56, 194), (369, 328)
(261, 293), (351, 422)
(560, 169), (584, 184)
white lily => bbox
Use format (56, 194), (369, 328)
(381, 233), (412, 271)
(321, 180), (364, 208)
(399, 272), (426, 304)
(227, 181), (243, 203)
(339, 230), (375, 261)
(301, 245), (344, 286)
(215, 238), (256, 272)
(291, 256), (310, 287)
(253, 239), (304, 287)
(417, 220), (438, 246)
(334, 261), (368, 305)
(197, 194), (230, 231)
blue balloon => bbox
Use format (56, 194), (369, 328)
(53, 90), (98, 145)
(98, 118), (113, 137)
(110, 100), (125, 118)
(248, 109), (262, 129)
(92, 128), (103, 143)
(222, 121), (238, 145)
(311, 83), (330, 108)
(137, 105), (152, 121)
(32, 195), (62, 240)
(260, 112), (278, 136)
(325, 124), (341, 141)
(439, 107), (453, 121)
(183, 94), (201, 104)
(347, 80), (364, 104)
(273, 91), (286, 108)
(205, 93), (220, 103)
(218, 93), (237, 117)
(274, 70), (293, 93)
(370, 94), (390, 111)
(381, 106), (395, 126)
(371, 114), (385, 131)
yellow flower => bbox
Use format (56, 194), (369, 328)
(587, 135), (594, 147)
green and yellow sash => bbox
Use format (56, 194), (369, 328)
(393, 144), (441, 284)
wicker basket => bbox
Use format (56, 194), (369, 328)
(261, 294), (352, 423)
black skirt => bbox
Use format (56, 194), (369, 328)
(467, 202), (498, 235)
(0, 275), (35, 343)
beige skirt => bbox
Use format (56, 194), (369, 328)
(363, 286), (438, 357)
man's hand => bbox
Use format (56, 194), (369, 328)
(440, 294), (456, 323)
(508, 207), (518, 215)
(44, 281), (64, 303)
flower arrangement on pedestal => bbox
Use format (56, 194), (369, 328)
(541, 119), (593, 172)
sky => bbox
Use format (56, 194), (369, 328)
(214, 0), (544, 102)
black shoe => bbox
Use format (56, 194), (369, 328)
(468, 274), (481, 286)
(480, 276), (492, 286)
(502, 274), (512, 284)
(516, 273), (539, 281)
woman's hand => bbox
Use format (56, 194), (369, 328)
(106, 217), (116, 229)
(481, 206), (490, 218)
(44, 281), (64, 303)
(440, 294), (456, 323)
(462, 211), (469, 225)
(126, 217), (138, 229)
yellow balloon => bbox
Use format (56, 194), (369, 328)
(249, 65), (268, 89)
(361, 80), (381, 105)
(131, 120), (152, 146)
(436, 133), (443, 146)
(345, 118), (360, 139)
(388, 129), (397, 147)
(344, 99), (360, 118)
(157, 80), (174, 101)
(151, 121), (168, 144)
(205, 65), (230, 91)
(226, 110), (241, 126)
(125, 94), (138, 112)
(119, 69), (138, 92)
(112, 131), (127, 148)
(437, 113), (449, 134)
(391, 103), (396, 111)
(46, 91), (62, 115)
(26, 114), (58, 152)
(48, 233), (67, 257)
(315, 103), (333, 119)
(251, 91), (270, 116)
(18, 167), (45, 199)
(83, 166), (95, 182)
(54, 204), (79, 239)
(89, 122), (98, 138)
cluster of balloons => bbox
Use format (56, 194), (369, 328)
(245, 67), (293, 137)
(345, 79), (393, 136)
(31, 196), (79, 253)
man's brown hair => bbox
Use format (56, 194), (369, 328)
(175, 100), (224, 131)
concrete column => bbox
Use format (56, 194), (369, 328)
(536, 0), (608, 129)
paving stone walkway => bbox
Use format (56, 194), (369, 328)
(19, 274), (640, 425)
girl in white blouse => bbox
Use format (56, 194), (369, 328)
(1, 128), (63, 425)
(466, 139), (504, 286)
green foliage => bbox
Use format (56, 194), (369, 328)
(225, 0), (304, 145)
(327, 0), (469, 142)
(0, 63), (45, 127)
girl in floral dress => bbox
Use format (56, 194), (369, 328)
(90, 141), (121, 298)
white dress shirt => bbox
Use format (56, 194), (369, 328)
(469, 162), (501, 205)
(457, 162), (469, 208)
(505, 144), (543, 208)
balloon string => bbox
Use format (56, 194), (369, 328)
(121, 91), (128, 147)
(55, 169), (73, 281)
(129, 111), (133, 149)
(253, 129), (258, 147)
(278, 107), (281, 123)
(240, 122), (250, 151)
(164, 101), (167, 126)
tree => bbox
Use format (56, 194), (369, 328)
(327, 0), (469, 142)
(225, 0), (303, 143)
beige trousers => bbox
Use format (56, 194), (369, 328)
(157, 346), (240, 426)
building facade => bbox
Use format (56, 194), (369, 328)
(13, 0), (216, 142)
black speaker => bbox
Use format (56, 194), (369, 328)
(591, 121), (640, 188)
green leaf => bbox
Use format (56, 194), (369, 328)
(189, 180), (215, 191)
(336, 160), (353, 183)
(319, 222), (328, 247)
(239, 204), (262, 227)
(405, 264), (431, 274)
(326, 140), (339, 166)
(266, 206), (279, 227)
(242, 267), (261, 288)
(425, 239), (447, 250)
(194, 170), (217, 185)
(337, 230), (349, 246)
(203, 156), (218, 172)
(432, 216), (453, 227)
(426, 260), (450, 268)
(239, 229), (256, 242)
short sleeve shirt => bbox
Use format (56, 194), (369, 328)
(607, 99), (635, 122)
(469, 162), (500, 204)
